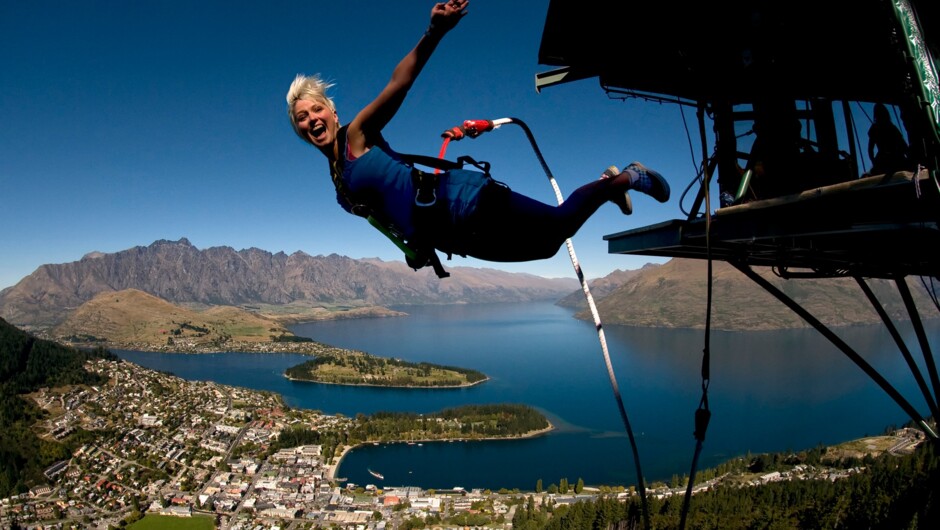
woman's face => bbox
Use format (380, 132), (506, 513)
(293, 98), (338, 148)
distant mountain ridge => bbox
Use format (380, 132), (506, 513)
(5, 239), (937, 334)
(0, 238), (578, 329)
(555, 265), (655, 310)
(580, 259), (939, 330)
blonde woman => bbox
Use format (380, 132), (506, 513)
(287, 1), (668, 272)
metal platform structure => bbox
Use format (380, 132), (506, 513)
(606, 170), (939, 279)
(536, 0), (940, 438)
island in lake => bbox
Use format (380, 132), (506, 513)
(285, 349), (488, 388)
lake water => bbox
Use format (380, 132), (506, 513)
(116, 301), (936, 491)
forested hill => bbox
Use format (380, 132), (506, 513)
(0, 317), (117, 497)
(0, 318), (117, 392)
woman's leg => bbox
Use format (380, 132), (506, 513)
(458, 191), (567, 261)
(459, 174), (624, 262)
(551, 162), (670, 236)
(459, 163), (669, 262)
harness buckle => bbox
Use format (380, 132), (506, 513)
(415, 188), (437, 207)
(412, 168), (439, 207)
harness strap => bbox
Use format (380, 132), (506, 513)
(408, 167), (452, 278)
(330, 127), (358, 214)
(400, 153), (462, 172)
(329, 126), (453, 278)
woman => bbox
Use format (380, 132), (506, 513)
(286, 0), (668, 275)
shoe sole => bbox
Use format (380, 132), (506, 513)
(602, 165), (632, 215)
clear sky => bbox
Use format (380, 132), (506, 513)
(0, 0), (704, 291)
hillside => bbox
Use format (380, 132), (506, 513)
(51, 288), (296, 349)
(555, 265), (653, 310)
(0, 238), (578, 330)
(579, 259), (939, 330)
(0, 317), (117, 497)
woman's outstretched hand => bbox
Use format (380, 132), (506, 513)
(429, 0), (469, 36)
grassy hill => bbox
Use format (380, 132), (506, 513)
(52, 288), (293, 348)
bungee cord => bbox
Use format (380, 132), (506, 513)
(438, 117), (651, 529)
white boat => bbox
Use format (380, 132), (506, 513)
(368, 468), (384, 480)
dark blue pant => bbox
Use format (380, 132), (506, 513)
(444, 177), (610, 262)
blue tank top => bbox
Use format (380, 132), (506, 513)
(338, 139), (490, 239)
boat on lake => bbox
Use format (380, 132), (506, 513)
(368, 468), (384, 480)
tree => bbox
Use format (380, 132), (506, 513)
(536, 478), (543, 493)
(575, 477), (584, 494)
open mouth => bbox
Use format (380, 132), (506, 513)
(310, 123), (326, 138)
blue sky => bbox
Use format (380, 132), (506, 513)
(0, 0), (704, 290)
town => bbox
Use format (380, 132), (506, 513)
(1, 358), (926, 530)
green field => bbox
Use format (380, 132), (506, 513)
(128, 514), (215, 530)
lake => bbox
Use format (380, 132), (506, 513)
(116, 301), (936, 491)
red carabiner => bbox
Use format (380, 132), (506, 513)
(462, 119), (494, 138)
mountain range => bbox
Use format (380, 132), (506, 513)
(567, 258), (938, 330)
(2, 237), (937, 333)
(0, 238), (578, 330)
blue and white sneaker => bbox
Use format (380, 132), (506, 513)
(624, 162), (670, 203)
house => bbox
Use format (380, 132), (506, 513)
(29, 485), (52, 497)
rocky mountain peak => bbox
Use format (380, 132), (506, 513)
(0, 238), (578, 330)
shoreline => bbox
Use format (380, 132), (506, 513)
(284, 373), (490, 389)
(326, 422), (555, 482)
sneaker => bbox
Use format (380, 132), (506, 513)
(601, 165), (632, 215)
(719, 191), (735, 208)
(625, 162), (670, 203)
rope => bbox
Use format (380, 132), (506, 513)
(679, 103), (713, 530)
(435, 117), (651, 529)
(505, 118), (651, 529)
(434, 137), (451, 175)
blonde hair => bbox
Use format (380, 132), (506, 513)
(286, 73), (337, 140)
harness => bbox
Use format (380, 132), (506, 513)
(329, 126), (490, 279)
